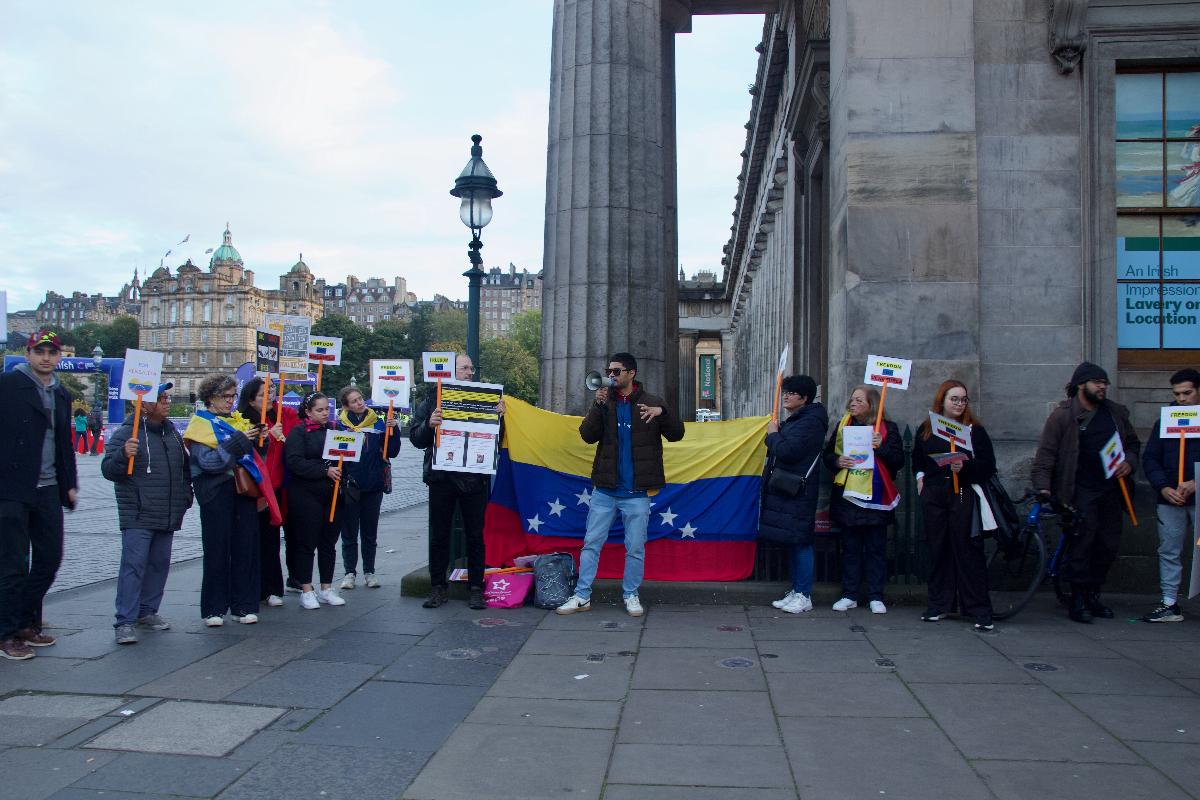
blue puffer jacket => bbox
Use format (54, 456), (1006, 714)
(758, 402), (829, 546)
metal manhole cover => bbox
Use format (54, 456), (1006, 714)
(438, 648), (480, 660)
(760, 653), (779, 659)
(600, 622), (620, 630)
(874, 658), (896, 668)
(716, 626), (744, 632)
(586, 653), (606, 663)
(475, 618), (507, 627)
(1024, 662), (1059, 672)
(617, 651), (637, 657)
(849, 625), (867, 632)
(718, 658), (756, 669)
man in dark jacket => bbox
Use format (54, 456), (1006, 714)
(556, 353), (686, 617)
(102, 383), (193, 644)
(1032, 362), (1140, 623)
(1139, 368), (1199, 623)
(87, 405), (104, 455)
(0, 332), (78, 661)
(410, 354), (505, 610)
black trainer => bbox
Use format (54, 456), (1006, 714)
(285, 578), (302, 594)
(469, 586), (487, 610)
(1143, 603), (1184, 623)
(920, 607), (945, 622)
(1068, 584), (1093, 623)
(1085, 586), (1114, 618)
(422, 585), (448, 608)
(974, 616), (994, 631)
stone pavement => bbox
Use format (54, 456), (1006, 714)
(3, 489), (1199, 800)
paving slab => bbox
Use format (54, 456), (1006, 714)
(1029, 656), (1195, 696)
(1125, 741), (1200, 796)
(225, 729), (293, 763)
(224, 660), (379, 709)
(748, 616), (867, 640)
(200, 636), (322, 666)
(293, 681), (485, 751)
(631, 647), (767, 690)
(221, 743), (430, 800)
(607, 743), (794, 788)
(319, 629), (423, 646)
(35, 627), (126, 660)
(84, 700), (285, 757)
(1069, 619), (1200, 641)
(755, 639), (884, 674)
(889, 653), (1038, 684)
(269, 708), (324, 732)
(297, 636), (414, 665)
(519, 628), (642, 655)
(45, 716), (123, 749)
(27, 634), (234, 695)
(0, 716), (98, 747)
(0, 657), (86, 695)
(375, 642), (506, 686)
(463, 697), (622, 730)
(1064, 692), (1200, 743)
(601, 788), (798, 800)
(866, 629), (998, 656)
(0, 746), (121, 800)
(47, 789), (179, 800)
(70, 752), (250, 798)
(910, 683), (1140, 762)
(779, 717), (991, 800)
(617, 689), (780, 744)
(413, 618), (537, 651)
(643, 608), (749, 629)
(1102, 640), (1200, 679)
(402, 722), (612, 800)
(487, 653), (635, 701)
(0, 694), (125, 718)
(128, 662), (275, 701)
(638, 625), (755, 648)
(972, 759), (1194, 800)
(983, 630), (1124, 659)
(767, 671), (927, 717)
(534, 610), (645, 631)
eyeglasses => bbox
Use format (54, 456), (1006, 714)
(219, 392), (237, 400)
(781, 390), (800, 397)
(604, 368), (628, 376)
(946, 396), (969, 404)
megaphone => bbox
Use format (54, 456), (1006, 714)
(585, 371), (605, 392)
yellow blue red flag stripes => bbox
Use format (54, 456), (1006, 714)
(484, 399), (769, 581)
(183, 411), (281, 525)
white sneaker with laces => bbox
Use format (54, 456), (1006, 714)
(870, 600), (887, 614)
(266, 595), (283, 607)
(781, 593), (813, 614)
(234, 613), (258, 624)
(364, 573), (380, 588)
(300, 591), (320, 610)
(204, 616), (224, 627)
(624, 595), (644, 617)
(317, 588), (346, 606)
(832, 598), (858, 611)
(772, 590), (797, 609)
(340, 573), (356, 591)
(556, 595), (591, 615)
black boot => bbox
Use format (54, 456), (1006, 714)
(1085, 585), (1114, 618)
(469, 585), (487, 610)
(1069, 583), (1093, 623)
(422, 585), (448, 608)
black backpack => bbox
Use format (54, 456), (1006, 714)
(531, 553), (577, 609)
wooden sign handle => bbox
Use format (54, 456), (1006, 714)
(329, 455), (344, 522)
(771, 371), (783, 423)
(125, 395), (143, 475)
(435, 378), (442, 448)
(950, 440), (958, 494)
(1179, 438), (1186, 489)
(316, 361), (323, 392)
(383, 400), (394, 461)
(874, 381), (889, 434)
(1119, 476), (1138, 526)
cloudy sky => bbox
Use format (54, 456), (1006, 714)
(0, 1), (762, 312)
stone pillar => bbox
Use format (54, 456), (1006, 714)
(540, 0), (688, 414)
(678, 330), (698, 421)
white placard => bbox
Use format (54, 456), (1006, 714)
(842, 426), (875, 471)
(371, 359), (413, 409)
(1100, 431), (1126, 479)
(263, 314), (312, 375)
(422, 351), (455, 382)
(864, 355), (912, 391)
(432, 379), (504, 475)
(434, 428), (467, 469)
(1161, 407), (1200, 438)
(928, 411), (974, 452)
(308, 336), (343, 366)
(118, 349), (165, 401)
(322, 429), (364, 463)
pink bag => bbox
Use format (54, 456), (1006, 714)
(484, 572), (534, 608)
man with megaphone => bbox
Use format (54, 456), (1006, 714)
(557, 353), (685, 617)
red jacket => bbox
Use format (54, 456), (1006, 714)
(255, 404), (301, 488)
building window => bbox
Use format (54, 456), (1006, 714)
(200, 352), (207, 365)
(201, 329), (208, 344)
(1116, 69), (1200, 359)
(169, 303), (177, 324)
(273, 301), (278, 309)
(151, 308), (159, 325)
(225, 330), (232, 343)
(180, 352), (187, 364)
(167, 353), (173, 365)
(167, 329), (175, 344)
(184, 302), (193, 323)
(182, 330), (189, 344)
(150, 331), (157, 345)
(226, 307), (234, 322)
(224, 352), (231, 365)
(203, 301), (211, 322)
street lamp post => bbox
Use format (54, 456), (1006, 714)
(449, 134), (503, 378)
(91, 343), (104, 413)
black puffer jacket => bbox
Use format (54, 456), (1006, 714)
(821, 417), (904, 528)
(759, 402), (829, 546)
(102, 418), (193, 531)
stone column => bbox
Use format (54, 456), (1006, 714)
(540, 0), (688, 414)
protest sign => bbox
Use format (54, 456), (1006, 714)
(1161, 407), (1200, 490)
(263, 314), (312, 377)
(432, 380), (504, 475)
(1098, 430), (1138, 525)
(308, 336), (343, 391)
(255, 329), (280, 377)
(865, 355), (911, 433)
(423, 352), (455, 382)
(323, 429), (365, 522)
(371, 359), (413, 459)
(842, 426), (875, 471)
(928, 412), (973, 452)
(118, 349), (165, 475)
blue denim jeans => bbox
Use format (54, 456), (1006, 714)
(575, 491), (650, 600)
(114, 528), (174, 626)
(1157, 503), (1196, 603)
(789, 543), (814, 595)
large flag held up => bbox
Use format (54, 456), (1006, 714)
(484, 399), (768, 581)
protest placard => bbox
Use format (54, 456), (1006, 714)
(255, 329), (280, 377)
(423, 352), (455, 382)
(928, 412), (973, 452)
(308, 336), (342, 390)
(432, 379), (504, 475)
(371, 360), (413, 409)
(1161, 406), (1200, 490)
(1101, 430), (1138, 525)
(118, 349), (165, 475)
(865, 355), (911, 433)
(263, 314), (312, 377)
(842, 426), (875, 471)
(323, 428), (365, 522)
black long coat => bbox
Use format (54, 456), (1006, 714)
(758, 402), (828, 546)
(0, 369), (77, 506)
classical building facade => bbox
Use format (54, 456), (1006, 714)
(678, 268), (729, 421)
(315, 275), (414, 329)
(482, 264), (542, 340)
(137, 226), (323, 399)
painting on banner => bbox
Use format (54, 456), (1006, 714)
(118, 349), (164, 401)
(255, 329), (280, 377)
(370, 359), (414, 410)
(433, 380), (504, 475)
(263, 314), (311, 377)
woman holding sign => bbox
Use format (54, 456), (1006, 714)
(912, 380), (997, 631)
(284, 392), (347, 610)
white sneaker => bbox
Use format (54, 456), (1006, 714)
(266, 595), (283, 607)
(772, 590), (797, 609)
(234, 613), (258, 624)
(204, 616), (224, 627)
(340, 573), (356, 591)
(870, 600), (888, 614)
(556, 595), (591, 615)
(317, 588), (346, 606)
(624, 595), (644, 617)
(300, 591), (320, 610)
(781, 593), (813, 614)
(363, 573), (380, 588)
(832, 598), (858, 612)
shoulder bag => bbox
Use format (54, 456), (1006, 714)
(767, 451), (822, 498)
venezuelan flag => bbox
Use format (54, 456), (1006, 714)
(484, 399), (768, 581)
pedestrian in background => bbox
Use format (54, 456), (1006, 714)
(184, 373), (268, 627)
(102, 383), (192, 644)
(285, 392), (346, 610)
(760, 375), (828, 615)
(913, 380), (997, 631)
(74, 409), (87, 452)
(87, 404), (104, 456)
(823, 385), (904, 614)
(238, 377), (299, 608)
(335, 385), (402, 591)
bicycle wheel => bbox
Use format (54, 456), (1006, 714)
(985, 524), (1047, 620)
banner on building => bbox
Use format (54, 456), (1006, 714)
(699, 354), (716, 400)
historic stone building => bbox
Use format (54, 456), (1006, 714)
(137, 226), (323, 400)
(482, 264), (543, 340)
(315, 275), (414, 329)
(678, 268), (728, 421)
(35, 273), (142, 331)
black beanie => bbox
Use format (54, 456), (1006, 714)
(1067, 362), (1108, 396)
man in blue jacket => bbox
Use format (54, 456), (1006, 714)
(1141, 368), (1199, 623)
(0, 332), (78, 660)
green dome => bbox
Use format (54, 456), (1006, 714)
(210, 224), (243, 268)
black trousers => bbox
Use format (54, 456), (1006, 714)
(199, 480), (260, 618)
(1064, 488), (1123, 586)
(342, 489), (384, 575)
(259, 489), (285, 600)
(921, 480), (992, 617)
(89, 427), (102, 454)
(0, 486), (64, 640)
(840, 524), (888, 602)
(428, 479), (488, 589)
(288, 485), (342, 586)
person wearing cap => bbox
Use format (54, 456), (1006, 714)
(101, 383), (193, 644)
(1032, 362), (1140, 623)
(0, 332), (78, 661)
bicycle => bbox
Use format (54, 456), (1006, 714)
(983, 492), (1079, 620)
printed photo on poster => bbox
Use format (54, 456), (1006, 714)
(432, 379), (504, 475)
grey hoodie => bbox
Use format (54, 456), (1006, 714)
(15, 362), (60, 486)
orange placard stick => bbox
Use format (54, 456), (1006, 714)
(316, 361), (323, 392)
(435, 377), (442, 448)
(329, 455), (344, 522)
(874, 381), (889, 434)
(950, 440), (958, 494)
(771, 370), (783, 423)
(1179, 438), (1186, 489)
(1118, 476), (1138, 526)
(125, 395), (143, 475)
(383, 399), (394, 461)
(276, 374), (284, 429)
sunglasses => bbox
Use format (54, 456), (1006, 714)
(604, 368), (629, 376)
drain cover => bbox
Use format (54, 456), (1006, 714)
(874, 658), (896, 668)
(600, 622), (620, 630)
(616, 651), (638, 657)
(1024, 662), (1059, 672)
(586, 653), (606, 663)
(716, 626), (744, 632)
(475, 618), (507, 627)
(438, 648), (480, 660)
(760, 653), (779, 659)
(850, 625), (867, 632)
(718, 658), (756, 669)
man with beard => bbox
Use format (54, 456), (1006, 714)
(1032, 363), (1140, 623)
